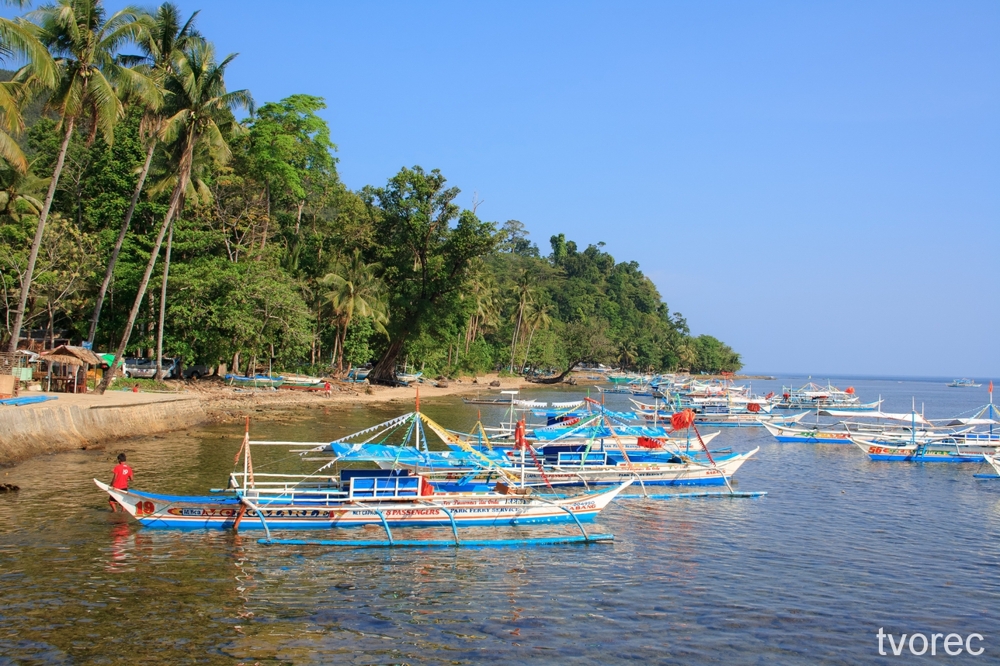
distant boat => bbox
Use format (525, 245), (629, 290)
(947, 378), (981, 388)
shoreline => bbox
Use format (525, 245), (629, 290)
(0, 374), (529, 467)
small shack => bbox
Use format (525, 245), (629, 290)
(38, 345), (106, 394)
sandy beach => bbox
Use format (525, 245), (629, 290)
(0, 374), (530, 466)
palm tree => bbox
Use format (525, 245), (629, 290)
(321, 248), (388, 374)
(508, 272), (533, 372)
(6, 0), (159, 353)
(86, 2), (200, 346)
(150, 139), (215, 380)
(462, 265), (497, 354)
(617, 341), (637, 372)
(520, 301), (551, 373)
(0, 14), (56, 172)
(97, 40), (251, 393)
(0, 161), (47, 220)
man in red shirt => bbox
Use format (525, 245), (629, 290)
(109, 453), (134, 512)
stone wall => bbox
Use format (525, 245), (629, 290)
(0, 397), (207, 466)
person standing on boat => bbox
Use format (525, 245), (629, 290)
(108, 453), (133, 512)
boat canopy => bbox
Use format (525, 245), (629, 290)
(817, 409), (931, 424)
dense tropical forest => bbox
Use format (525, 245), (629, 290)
(0, 0), (742, 388)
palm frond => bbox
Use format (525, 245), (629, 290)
(0, 129), (26, 173)
(86, 70), (123, 143)
(0, 18), (56, 86)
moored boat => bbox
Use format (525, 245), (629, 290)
(225, 373), (284, 388)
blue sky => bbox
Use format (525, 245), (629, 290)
(12, 1), (1000, 377)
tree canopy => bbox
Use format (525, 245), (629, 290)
(0, 0), (741, 379)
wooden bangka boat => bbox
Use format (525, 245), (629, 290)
(225, 373), (284, 388)
(95, 473), (627, 530)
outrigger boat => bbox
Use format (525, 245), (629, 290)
(279, 374), (324, 389)
(630, 398), (807, 428)
(225, 373), (284, 388)
(94, 416), (628, 547)
(975, 453), (1000, 479)
(853, 388), (1000, 462)
(851, 437), (1000, 463)
(763, 409), (942, 444)
(948, 378), (982, 388)
(773, 382), (880, 412)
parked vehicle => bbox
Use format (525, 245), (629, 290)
(183, 364), (211, 379)
(122, 358), (179, 379)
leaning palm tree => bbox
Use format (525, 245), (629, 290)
(520, 301), (552, 373)
(321, 249), (388, 375)
(6, 0), (160, 353)
(148, 138), (215, 380)
(86, 2), (200, 345)
(97, 40), (251, 393)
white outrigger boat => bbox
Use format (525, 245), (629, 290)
(773, 382), (880, 412)
(630, 398), (807, 428)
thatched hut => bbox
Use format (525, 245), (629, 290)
(38, 345), (105, 393)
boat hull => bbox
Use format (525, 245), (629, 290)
(852, 439), (999, 463)
(95, 480), (624, 530)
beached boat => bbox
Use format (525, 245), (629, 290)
(947, 378), (982, 388)
(224, 373), (284, 388)
(279, 374), (324, 388)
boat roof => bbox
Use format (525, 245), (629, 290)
(817, 409), (931, 424)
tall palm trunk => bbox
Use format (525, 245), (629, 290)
(97, 134), (194, 394)
(7, 117), (75, 352)
(509, 302), (524, 372)
(335, 317), (350, 375)
(87, 141), (156, 344)
(521, 324), (537, 373)
(154, 219), (174, 380)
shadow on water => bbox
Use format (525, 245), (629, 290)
(1, 377), (999, 663)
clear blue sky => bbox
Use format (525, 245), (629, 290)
(15, 1), (1000, 377)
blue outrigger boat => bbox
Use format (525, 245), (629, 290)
(95, 415), (627, 548)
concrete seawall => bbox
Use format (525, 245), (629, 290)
(0, 396), (208, 466)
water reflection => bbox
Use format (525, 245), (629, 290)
(1, 380), (999, 663)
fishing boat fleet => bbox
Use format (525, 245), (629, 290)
(95, 384), (770, 547)
(96, 376), (1000, 547)
(761, 383), (1000, 465)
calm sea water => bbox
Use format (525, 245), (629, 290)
(2, 377), (999, 665)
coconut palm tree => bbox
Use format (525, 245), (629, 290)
(461, 265), (497, 354)
(0, 161), (47, 220)
(321, 248), (388, 374)
(520, 300), (551, 373)
(0, 15), (56, 172)
(149, 140), (215, 380)
(6, 0), (159, 353)
(508, 272), (534, 372)
(97, 40), (251, 393)
(86, 2), (200, 345)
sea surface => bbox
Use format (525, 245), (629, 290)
(1, 377), (999, 665)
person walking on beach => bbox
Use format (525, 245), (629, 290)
(109, 453), (133, 512)
(323, 381), (332, 398)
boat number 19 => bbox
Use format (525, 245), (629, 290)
(134, 501), (155, 515)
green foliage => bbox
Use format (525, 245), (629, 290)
(0, 4), (739, 377)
